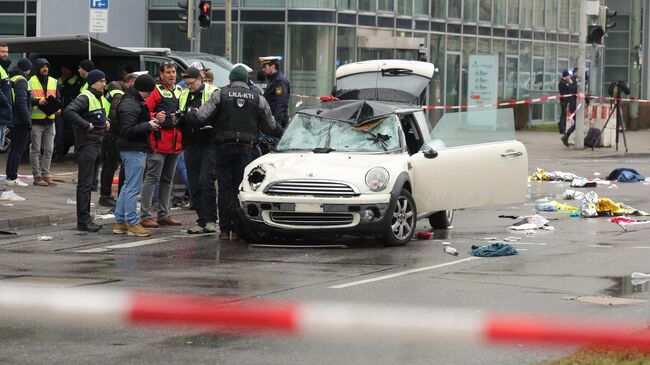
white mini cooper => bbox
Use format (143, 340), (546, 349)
(236, 60), (528, 246)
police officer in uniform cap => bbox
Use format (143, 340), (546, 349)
(192, 65), (283, 241)
(259, 56), (290, 128)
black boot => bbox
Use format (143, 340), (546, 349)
(99, 195), (117, 207)
(77, 222), (103, 232)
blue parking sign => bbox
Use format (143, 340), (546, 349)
(89, 0), (108, 9)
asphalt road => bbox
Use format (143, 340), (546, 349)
(1, 154), (650, 364)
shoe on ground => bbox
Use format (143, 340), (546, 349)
(77, 222), (102, 232)
(140, 218), (159, 228)
(230, 232), (240, 240)
(99, 196), (117, 207)
(158, 216), (182, 226)
(203, 222), (217, 233)
(112, 222), (128, 234)
(187, 225), (205, 234)
(43, 176), (57, 186)
(561, 135), (569, 147)
(33, 177), (48, 186)
(127, 224), (151, 237)
(218, 231), (230, 240)
(5, 179), (28, 187)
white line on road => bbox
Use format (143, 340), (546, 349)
(76, 237), (171, 253)
(329, 257), (479, 289)
(632, 246), (650, 249)
(587, 245), (613, 248)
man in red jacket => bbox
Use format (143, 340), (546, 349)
(140, 61), (183, 228)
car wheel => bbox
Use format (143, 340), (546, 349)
(381, 189), (417, 247)
(428, 209), (454, 229)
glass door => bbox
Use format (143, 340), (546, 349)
(445, 52), (461, 111)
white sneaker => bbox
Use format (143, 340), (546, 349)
(5, 179), (28, 187)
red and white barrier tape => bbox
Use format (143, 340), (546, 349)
(588, 95), (650, 103)
(2, 284), (650, 348)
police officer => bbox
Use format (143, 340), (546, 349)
(259, 56), (290, 128)
(559, 69), (577, 147)
(63, 70), (110, 232)
(176, 67), (219, 234)
(193, 65), (283, 241)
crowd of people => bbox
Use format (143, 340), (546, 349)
(0, 42), (289, 240)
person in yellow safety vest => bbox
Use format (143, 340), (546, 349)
(176, 67), (219, 234)
(29, 58), (61, 187)
(5, 58), (33, 188)
(62, 70), (110, 233)
(78, 59), (95, 95)
(0, 42), (13, 155)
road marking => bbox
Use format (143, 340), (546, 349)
(330, 257), (479, 289)
(76, 237), (171, 253)
(632, 246), (650, 249)
(587, 244), (613, 248)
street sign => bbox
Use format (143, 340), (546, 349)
(89, 0), (109, 9)
(89, 9), (108, 33)
(467, 54), (499, 129)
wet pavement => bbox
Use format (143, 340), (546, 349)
(1, 132), (650, 364)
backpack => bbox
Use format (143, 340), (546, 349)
(584, 127), (600, 148)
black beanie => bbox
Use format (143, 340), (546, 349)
(17, 58), (32, 72)
(134, 74), (156, 92)
(79, 59), (95, 72)
(229, 65), (248, 83)
(86, 69), (106, 87)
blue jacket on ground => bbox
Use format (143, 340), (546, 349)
(606, 168), (646, 182)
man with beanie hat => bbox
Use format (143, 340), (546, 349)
(558, 68), (577, 146)
(63, 69), (109, 232)
(29, 58), (61, 186)
(140, 62), (184, 229)
(113, 74), (158, 237)
(4, 58), (33, 188)
(191, 65), (283, 240)
(78, 59), (94, 94)
(0, 43), (12, 155)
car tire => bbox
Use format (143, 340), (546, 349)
(428, 209), (454, 229)
(381, 189), (417, 247)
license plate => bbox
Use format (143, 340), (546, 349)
(294, 203), (323, 212)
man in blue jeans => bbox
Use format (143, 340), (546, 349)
(113, 74), (157, 237)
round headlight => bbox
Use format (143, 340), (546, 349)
(365, 167), (390, 192)
(248, 166), (266, 191)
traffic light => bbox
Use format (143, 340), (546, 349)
(198, 1), (211, 28)
(587, 6), (616, 44)
(603, 6), (617, 32)
(178, 0), (194, 39)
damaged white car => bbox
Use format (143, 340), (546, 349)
(236, 60), (528, 246)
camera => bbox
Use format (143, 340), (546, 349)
(608, 81), (630, 97)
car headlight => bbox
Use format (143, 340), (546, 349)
(365, 167), (389, 192)
(248, 165), (266, 191)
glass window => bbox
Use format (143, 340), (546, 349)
(359, 49), (394, 60)
(414, 0), (428, 15)
(461, 37), (476, 106)
(507, 0), (519, 24)
(149, 0), (178, 7)
(288, 25), (336, 104)
(492, 39), (505, 98)
(289, 0), (336, 7)
(570, 0), (580, 32)
(479, 0), (491, 22)
(507, 40), (518, 55)
(493, 0), (506, 25)
(519, 41), (531, 98)
(148, 23), (190, 52)
(447, 35), (461, 51)
(559, 0), (569, 30)
(397, 0), (411, 15)
(546, 0), (557, 30)
(428, 109), (517, 148)
(477, 38), (490, 54)
(464, 0), (477, 22)
(521, 0), (532, 28)
(432, 0), (445, 18)
(241, 0), (285, 6)
(359, 0), (376, 11)
(445, 53), (461, 109)
(544, 42), (557, 91)
(430, 34), (445, 122)
(337, 27), (356, 66)
(240, 24), (285, 78)
(448, 0), (461, 18)
(533, 0), (545, 28)
(199, 25), (238, 65)
(505, 57), (518, 99)
(338, 0), (357, 10)
(0, 16), (24, 36)
(378, 0), (394, 11)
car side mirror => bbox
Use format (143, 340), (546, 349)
(423, 148), (438, 159)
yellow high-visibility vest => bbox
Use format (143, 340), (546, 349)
(29, 75), (58, 120)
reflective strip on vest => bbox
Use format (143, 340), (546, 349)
(179, 84), (219, 111)
(30, 75), (58, 120)
(0, 65), (8, 80)
(103, 89), (125, 114)
(10, 75), (29, 102)
(81, 90), (107, 128)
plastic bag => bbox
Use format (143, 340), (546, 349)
(580, 191), (598, 217)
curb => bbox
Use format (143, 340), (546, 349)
(0, 212), (78, 231)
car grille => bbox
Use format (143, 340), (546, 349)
(270, 212), (355, 226)
(265, 180), (357, 197)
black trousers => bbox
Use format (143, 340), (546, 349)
(185, 144), (217, 226)
(100, 135), (119, 198)
(5, 125), (30, 180)
(76, 141), (101, 225)
(214, 144), (256, 231)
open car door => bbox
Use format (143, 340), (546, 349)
(409, 109), (528, 216)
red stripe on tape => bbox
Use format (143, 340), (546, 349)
(129, 293), (299, 334)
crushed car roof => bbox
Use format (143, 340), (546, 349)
(297, 100), (415, 126)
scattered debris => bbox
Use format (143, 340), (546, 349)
(530, 168), (579, 182)
(631, 272), (650, 279)
(606, 168), (646, 182)
(469, 242), (518, 257)
(416, 231), (434, 240)
(609, 216), (650, 231)
(503, 236), (522, 242)
(443, 246), (458, 256)
(571, 178), (597, 188)
(0, 190), (26, 201)
(37, 235), (53, 241)
(95, 213), (115, 220)
(559, 189), (584, 200)
(535, 201), (580, 213)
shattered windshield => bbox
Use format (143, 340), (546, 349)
(276, 113), (402, 152)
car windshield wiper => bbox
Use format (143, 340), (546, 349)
(313, 147), (336, 153)
(361, 131), (391, 151)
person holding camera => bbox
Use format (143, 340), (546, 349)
(559, 69), (577, 147)
(140, 62), (184, 228)
(176, 67), (220, 234)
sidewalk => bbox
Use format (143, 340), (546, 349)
(2, 130), (649, 230)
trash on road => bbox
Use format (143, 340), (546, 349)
(95, 213), (115, 220)
(508, 214), (554, 231)
(37, 236), (53, 241)
(503, 236), (522, 242)
(530, 168), (579, 182)
(416, 231), (434, 240)
(570, 178), (597, 188)
(631, 272), (650, 279)
(606, 168), (646, 182)
(443, 246), (458, 256)
(0, 190), (26, 201)
(560, 189), (585, 200)
(609, 216), (650, 231)
(66, 199), (95, 207)
(469, 242), (518, 257)
(580, 191), (599, 217)
(535, 201), (579, 213)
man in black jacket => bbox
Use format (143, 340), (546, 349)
(4, 59), (33, 188)
(63, 70), (110, 232)
(0, 42), (12, 154)
(113, 74), (158, 237)
(559, 69), (577, 146)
